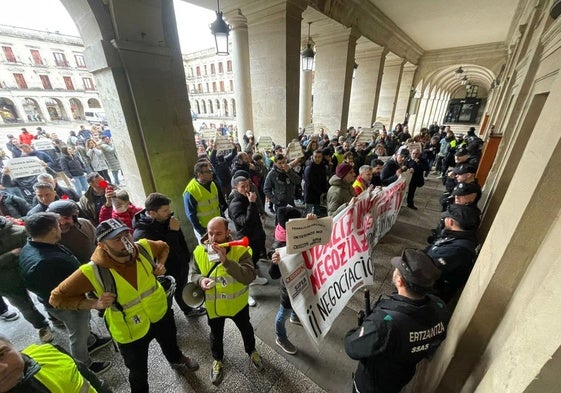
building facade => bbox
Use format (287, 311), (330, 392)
(0, 25), (102, 124)
(183, 48), (236, 125)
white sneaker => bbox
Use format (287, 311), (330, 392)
(248, 296), (257, 307)
(250, 276), (268, 286)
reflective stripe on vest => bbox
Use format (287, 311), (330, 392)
(21, 344), (96, 393)
(80, 239), (167, 344)
(194, 244), (251, 318)
(184, 179), (221, 228)
(205, 286), (248, 301)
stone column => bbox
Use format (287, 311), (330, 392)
(313, 25), (360, 135)
(63, 0), (198, 244)
(299, 67), (313, 128)
(227, 9), (253, 143)
(348, 44), (384, 128)
(13, 99), (27, 123)
(37, 99), (51, 122)
(376, 56), (403, 129)
(61, 99), (74, 121)
(393, 62), (416, 127)
(370, 48), (389, 127)
(246, 0), (306, 146)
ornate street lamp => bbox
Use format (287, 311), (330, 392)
(210, 0), (230, 56)
(301, 22), (315, 71)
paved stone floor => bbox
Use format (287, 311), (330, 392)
(0, 175), (445, 393)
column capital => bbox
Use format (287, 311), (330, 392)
(226, 9), (248, 29)
(240, 0), (307, 24)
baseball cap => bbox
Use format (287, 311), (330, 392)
(441, 204), (479, 230)
(390, 249), (441, 290)
(453, 163), (477, 175)
(451, 182), (479, 196)
(96, 218), (130, 242)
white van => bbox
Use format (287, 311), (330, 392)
(84, 110), (108, 126)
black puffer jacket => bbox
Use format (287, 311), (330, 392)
(132, 209), (191, 278)
(0, 191), (30, 218)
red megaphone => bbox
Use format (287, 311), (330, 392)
(218, 236), (249, 247)
(98, 180), (109, 188)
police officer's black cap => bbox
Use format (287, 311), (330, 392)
(390, 249), (441, 290)
(441, 204), (479, 230)
(455, 147), (469, 156)
(453, 163), (477, 175)
(452, 182), (479, 196)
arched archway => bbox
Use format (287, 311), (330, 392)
(215, 99), (220, 115)
(223, 99), (228, 116)
(21, 98), (44, 122)
(0, 97), (19, 123)
(208, 100), (213, 114)
(87, 98), (101, 108)
(202, 100), (207, 114)
(69, 98), (85, 120)
(195, 100), (201, 114)
(45, 97), (69, 121)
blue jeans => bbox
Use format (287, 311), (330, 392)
(111, 170), (120, 185)
(47, 307), (95, 366)
(275, 305), (297, 340)
(73, 175), (88, 195)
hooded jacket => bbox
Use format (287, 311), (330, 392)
(326, 175), (354, 216)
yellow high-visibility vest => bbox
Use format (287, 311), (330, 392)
(21, 344), (97, 393)
(194, 244), (251, 318)
(184, 179), (221, 229)
(80, 239), (167, 344)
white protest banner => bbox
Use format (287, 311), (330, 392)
(279, 177), (407, 346)
(214, 135), (233, 152)
(370, 177), (407, 244)
(200, 129), (218, 140)
(7, 156), (46, 179)
(286, 141), (304, 161)
(32, 139), (55, 151)
(356, 128), (374, 144)
(285, 216), (333, 254)
(372, 121), (385, 131)
(258, 135), (274, 147)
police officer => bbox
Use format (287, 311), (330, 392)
(344, 249), (449, 393)
(426, 204), (479, 303)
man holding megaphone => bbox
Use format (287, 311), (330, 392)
(189, 217), (264, 386)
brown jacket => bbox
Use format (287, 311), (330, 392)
(50, 239), (168, 309)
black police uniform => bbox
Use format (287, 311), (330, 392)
(344, 294), (449, 393)
(426, 229), (478, 302)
